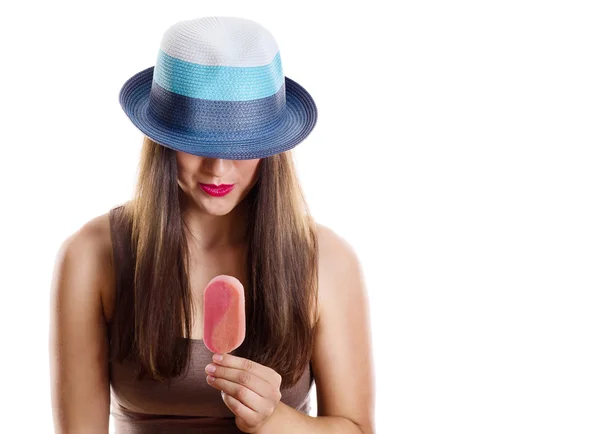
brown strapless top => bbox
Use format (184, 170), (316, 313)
(108, 205), (315, 433)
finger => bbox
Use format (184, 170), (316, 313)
(205, 364), (280, 400)
(212, 353), (282, 386)
(221, 392), (261, 429)
(207, 374), (269, 414)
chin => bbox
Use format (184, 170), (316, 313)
(200, 201), (237, 216)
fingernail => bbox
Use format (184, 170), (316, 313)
(206, 364), (216, 373)
(214, 354), (223, 361)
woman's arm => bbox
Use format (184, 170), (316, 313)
(49, 220), (111, 433)
(259, 225), (376, 434)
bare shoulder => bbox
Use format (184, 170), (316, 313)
(313, 222), (364, 322)
(71, 211), (113, 273)
(311, 222), (374, 431)
(315, 222), (362, 293)
(61, 211), (112, 248)
(58, 211), (115, 323)
(49, 210), (116, 431)
(315, 222), (360, 273)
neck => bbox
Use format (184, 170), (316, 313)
(180, 194), (250, 252)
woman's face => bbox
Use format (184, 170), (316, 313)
(176, 151), (261, 215)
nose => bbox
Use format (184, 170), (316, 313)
(202, 158), (231, 179)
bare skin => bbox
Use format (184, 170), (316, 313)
(49, 151), (375, 433)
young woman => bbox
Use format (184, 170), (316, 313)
(50, 16), (375, 434)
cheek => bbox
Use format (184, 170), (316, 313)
(176, 153), (202, 174)
(175, 159), (187, 177)
(177, 160), (199, 181)
(246, 164), (261, 185)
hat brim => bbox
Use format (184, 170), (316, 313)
(119, 66), (318, 160)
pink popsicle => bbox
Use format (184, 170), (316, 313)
(203, 275), (246, 354)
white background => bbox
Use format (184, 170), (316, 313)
(1, 0), (599, 433)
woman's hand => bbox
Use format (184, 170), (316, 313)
(205, 353), (282, 433)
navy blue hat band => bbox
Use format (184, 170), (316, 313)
(148, 79), (286, 134)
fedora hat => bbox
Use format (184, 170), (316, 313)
(118, 16), (318, 160)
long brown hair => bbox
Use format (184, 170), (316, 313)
(109, 136), (319, 389)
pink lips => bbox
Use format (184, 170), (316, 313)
(199, 183), (235, 197)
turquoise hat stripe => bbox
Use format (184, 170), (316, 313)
(153, 50), (285, 101)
